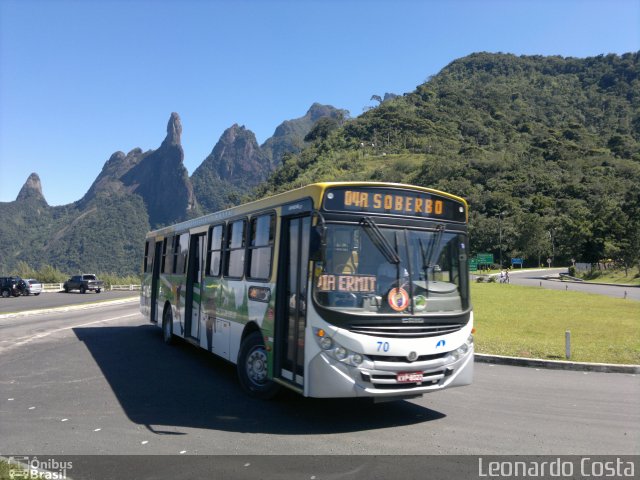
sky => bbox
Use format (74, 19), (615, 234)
(0, 0), (638, 206)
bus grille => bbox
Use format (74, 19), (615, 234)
(349, 323), (463, 338)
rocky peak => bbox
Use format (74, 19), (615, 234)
(307, 103), (338, 122)
(16, 173), (47, 204)
(262, 103), (347, 167)
(208, 124), (268, 183)
(121, 113), (195, 227)
(161, 112), (182, 147)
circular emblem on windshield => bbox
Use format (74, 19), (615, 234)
(388, 287), (410, 312)
(407, 351), (418, 362)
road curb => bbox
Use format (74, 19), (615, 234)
(475, 353), (640, 374)
(0, 296), (138, 319)
(548, 278), (640, 288)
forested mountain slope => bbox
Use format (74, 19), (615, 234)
(257, 52), (640, 267)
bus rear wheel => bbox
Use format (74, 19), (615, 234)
(237, 331), (280, 399)
(162, 306), (174, 345)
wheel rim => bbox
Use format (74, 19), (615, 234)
(245, 346), (268, 386)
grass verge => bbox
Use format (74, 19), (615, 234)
(472, 283), (640, 365)
(578, 266), (640, 286)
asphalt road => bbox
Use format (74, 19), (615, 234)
(1, 302), (638, 462)
(0, 290), (139, 315)
(491, 268), (640, 300)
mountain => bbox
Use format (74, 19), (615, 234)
(16, 173), (47, 204)
(0, 106), (343, 274)
(192, 103), (345, 214)
(82, 112), (197, 228)
(3, 52), (638, 276)
(0, 113), (198, 275)
(261, 103), (347, 166)
(256, 52), (640, 268)
(191, 124), (270, 213)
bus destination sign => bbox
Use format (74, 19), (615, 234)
(323, 187), (466, 222)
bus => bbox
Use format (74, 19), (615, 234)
(140, 182), (473, 401)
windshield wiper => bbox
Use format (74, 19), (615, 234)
(420, 224), (446, 297)
(360, 217), (400, 265)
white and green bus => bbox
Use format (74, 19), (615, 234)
(141, 182), (473, 400)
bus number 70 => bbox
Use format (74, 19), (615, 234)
(377, 341), (390, 352)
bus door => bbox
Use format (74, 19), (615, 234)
(185, 233), (206, 340)
(150, 240), (163, 323)
(275, 215), (310, 388)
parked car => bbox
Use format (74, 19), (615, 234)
(63, 274), (104, 294)
(0, 276), (23, 298)
(23, 278), (43, 296)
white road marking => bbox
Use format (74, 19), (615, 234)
(28, 406), (35, 410)
(0, 297), (138, 320)
(141, 441), (148, 445)
(94, 428), (101, 432)
(0, 313), (139, 353)
(61, 418), (69, 422)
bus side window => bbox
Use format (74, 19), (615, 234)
(224, 219), (247, 278)
(207, 224), (224, 277)
(143, 241), (149, 272)
(162, 236), (172, 274)
(247, 214), (274, 281)
(172, 233), (189, 274)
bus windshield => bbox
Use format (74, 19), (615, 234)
(313, 223), (468, 315)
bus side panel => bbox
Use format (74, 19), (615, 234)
(157, 273), (186, 338)
(140, 272), (151, 318)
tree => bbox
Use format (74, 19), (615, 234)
(516, 213), (551, 267)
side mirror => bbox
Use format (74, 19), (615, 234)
(309, 225), (326, 261)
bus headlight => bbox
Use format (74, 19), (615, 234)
(320, 337), (333, 350)
(313, 328), (368, 366)
(449, 335), (473, 362)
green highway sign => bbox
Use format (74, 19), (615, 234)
(469, 258), (478, 271)
(476, 253), (494, 264)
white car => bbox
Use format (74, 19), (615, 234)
(23, 279), (43, 296)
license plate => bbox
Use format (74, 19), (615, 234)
(397, 372), (423, 383)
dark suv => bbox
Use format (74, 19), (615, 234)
(63, 274), (104, 294)
(0, 276), (26, 298)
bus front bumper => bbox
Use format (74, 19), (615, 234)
(306, 345), (474, 399)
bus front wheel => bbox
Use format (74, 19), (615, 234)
(237, 331), (280, 399)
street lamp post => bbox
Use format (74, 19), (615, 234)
(498, 212), (505, 268)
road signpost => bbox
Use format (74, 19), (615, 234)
(469, 258), (478, 272)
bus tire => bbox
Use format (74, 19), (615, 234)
(162, 306), (175, 345)
(237, 331), (280, 399)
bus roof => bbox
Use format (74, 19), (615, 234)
(146, 181), (468, 238)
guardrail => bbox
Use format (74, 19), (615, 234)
(110, 284), (141, 291)
(40, 283), (141, 292)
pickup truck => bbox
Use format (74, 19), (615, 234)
(63, 274), (104, 294)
